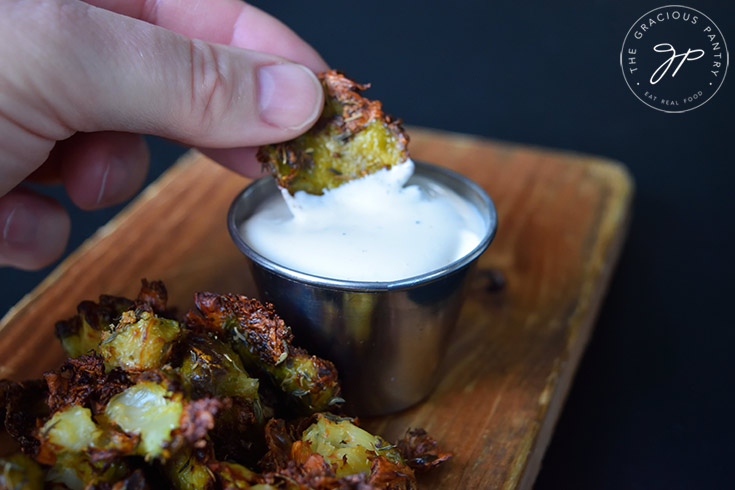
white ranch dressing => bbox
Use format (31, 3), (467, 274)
(241, 160), (484, 282)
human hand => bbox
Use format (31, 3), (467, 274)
(0, 0), (328, 270)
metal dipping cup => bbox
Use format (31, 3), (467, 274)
(228, 161), (497, 416)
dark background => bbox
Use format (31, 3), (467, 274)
(2, 1), (734, 488)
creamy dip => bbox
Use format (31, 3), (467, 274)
(241, 160), (485, 282)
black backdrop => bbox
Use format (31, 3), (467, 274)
(2, 1), (734, 488)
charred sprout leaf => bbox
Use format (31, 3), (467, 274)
(395, 428), (452, 472)
(295, 414), (404, 478)
(99, 310), (182, 372)
(257, 70), (409, 195)
(186, 293), (341, 413)
(209, 399), (264, 467)
(170, 396), (221, 453)
(84, 468), (151, 490)
(162, 446), (216, 490)
(0, 453), (44, 490)
(261, 453), (385, 490)
(0, 379), (9, 422)
(262, 453), (340, 490)
(44, 354), (132, 415)
(259, 418), (297, 472)
(208, 461), (266, 489)
(136, 279), (170, 315)
(3, 380), (48, 456)
(365, 457), (415, 490)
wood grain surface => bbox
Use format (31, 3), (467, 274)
(0, 127), (632, 489)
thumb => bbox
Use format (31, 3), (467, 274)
(7, 1), (324, 150)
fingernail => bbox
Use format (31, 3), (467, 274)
(95, 158), (129, 206)
(0, 192), (70, 270)
(258, 64), (323, 130)
(2, 204), (36, 246)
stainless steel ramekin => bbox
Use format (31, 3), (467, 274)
(228, 161), (497, 415)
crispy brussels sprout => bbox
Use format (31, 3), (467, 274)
(36, 404), (132, 489)
(39, 372), (217, 463)
(186, 293), (342, 413)
(0, 453), (44, 490)
(257, 70), (409, 195)
(55, 295), (134, 358)
(45, 449), (131, 490)
(41, 405), (102, 453)
(104, 378), (185, 458)
(36, 404), (138, 470)
(265, 349), (343, 414)
(179, 333), (259, 402)
(295, 414), (403, 478)
(178, 333), (265, 463)
(99, 310), (182, 372)
(261, 420), (452, 489)
(260, 416), (415, 490)
(110, 375), (221, 461)
(55, 280), (172, 358)
(33, 362), (222, 484)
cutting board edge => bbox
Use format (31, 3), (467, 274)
(514, 166), (634, 490)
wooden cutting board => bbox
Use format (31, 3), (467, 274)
(0, 127), (632, 489)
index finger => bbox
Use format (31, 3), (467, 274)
(84, 0), (328, 72)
